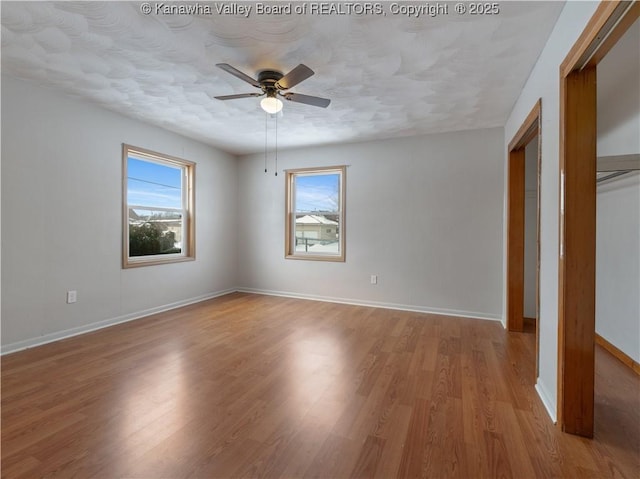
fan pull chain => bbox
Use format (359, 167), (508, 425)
(264, 111), (268, 173)
(274, 111), (278, 176)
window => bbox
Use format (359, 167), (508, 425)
(285, 166), (345, 261)
(122, 144), (195, 268)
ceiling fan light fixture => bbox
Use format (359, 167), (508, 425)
(215, 64), (330, 111)
(260, 96), (283, 114)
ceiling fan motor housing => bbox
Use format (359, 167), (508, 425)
(258, 70), (284, 95)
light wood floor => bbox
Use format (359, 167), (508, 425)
(2, 293), (638, 478)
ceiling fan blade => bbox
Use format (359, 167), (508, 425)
(282, 92), (331, 108)
(275, 64), (314, 90)
(216, 63), (260, 88)
(214, 93), (263, 100)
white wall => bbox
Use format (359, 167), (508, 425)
(237, 128), (505, 320)
(597, 20), (640, 157)
(1, 76), (239, 352)
(595, 18), (640, 363)
(504, 1), (601, 421)
(596, 174), (640, 363)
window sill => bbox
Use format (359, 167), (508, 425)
(123, 255), (195, 269)
(285, 253), (345, 263)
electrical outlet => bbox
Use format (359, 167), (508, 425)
(66, 290), (77, 304)
(370, 275), (378, 285)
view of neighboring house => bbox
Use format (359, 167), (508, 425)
(295, 214), (338, 240)
(295, 214), (339, 252)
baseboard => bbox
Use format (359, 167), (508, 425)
(596, 333), (640, 376)
(236, 287), (503, 322)
(535, 379), (557, 424)
(2, 287), (503, 355)
(0, 288), (236, 355)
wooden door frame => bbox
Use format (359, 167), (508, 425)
(558, 0), (639, 438)
(507, 100), (542, 378)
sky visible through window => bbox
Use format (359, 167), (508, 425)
(128, 157), (182, 209)
(296, 173), (339, 213)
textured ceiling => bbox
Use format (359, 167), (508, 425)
(1, 1), (565, 155)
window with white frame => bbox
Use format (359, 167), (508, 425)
(285, 166), (345, 261)
(122, 144), (195, 268)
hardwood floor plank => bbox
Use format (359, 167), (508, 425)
(461, 352), (492, 477)
(514, 407), (565, 478)
(1, 293), (638, 478)
(482, 430), (514, 478)
(0, 455), (41, 479)
(494, 402), (537, 478)
(265, 415), (333, 479)
(303, 433), (359, 479)
(349, 435), (386, 478)
(372, 404), (412, 479)
(396, 397), (431, 478)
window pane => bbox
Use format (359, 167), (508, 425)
(294, 213), (339, 253)
(127, 156), (184, 259)
(295, 173), (340, 213)
(294, 172), (341, 255)
(128, 208), (182, 256)
(127, 157), (182, 209)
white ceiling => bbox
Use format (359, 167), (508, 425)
(1, 1), (565, 155)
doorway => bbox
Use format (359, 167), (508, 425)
(507, 100), (541, 377)
(558, 0), (639, 437)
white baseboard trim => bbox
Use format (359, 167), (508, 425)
(535, 379), (557, 424)
(1, 288), (236, 356)
(2, 287), (502, 355)
(237, 287), (503, 322)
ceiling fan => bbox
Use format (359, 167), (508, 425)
(214, 63), (331, 113)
